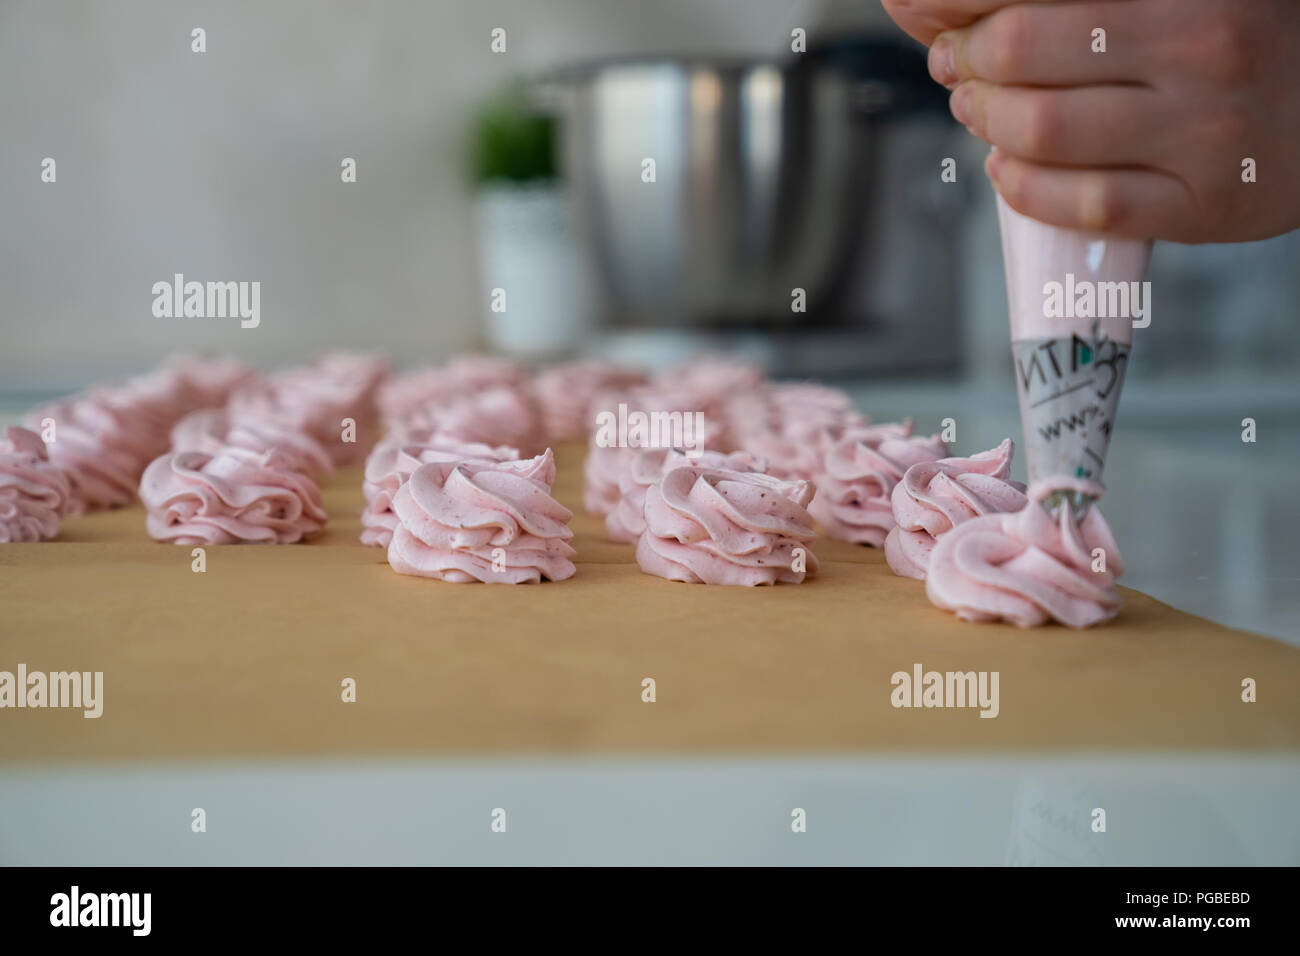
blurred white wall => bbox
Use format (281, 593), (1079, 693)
(0, 0), (845, 392)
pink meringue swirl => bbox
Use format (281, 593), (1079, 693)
(312, 351), (392, 391)
(170, 408), (334, 478)
(925, 479), (1125, 628)
(728, 382), (865, 439)
(396, 385), (543, 456)
(809, 423), (949, 546)
(535, 361), (650, 441)
(656, 356), (766, 414)
(27, 383), (179, 514)
(737, 424), (837, 482)
(379, 356), (529, 425)
(581, 386), (726, 517)
(161, 354), (258, 408)
(583, 443), (632, 517)
(636, 464), (818, 585)
(607, 448), (763, 543)
(387, 450), (576, 583)
(731, 383), (869, 480)
(0, 426), (72, 542)
(361, 433), (519, 547)
(139, 447), (327, 545)
(884, 439), (1028, 579)
(229, 354), (386, 467)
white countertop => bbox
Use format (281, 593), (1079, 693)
(2, 754), (1296, 865)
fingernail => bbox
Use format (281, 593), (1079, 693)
(950, 84), (972, 126)
(929, 38), (957, 88)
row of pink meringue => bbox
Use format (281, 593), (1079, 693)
(24, 355), (256, 515)
(12, 350), (1125, 625)
(138, 352), (394, 545)
(5, 356), (257, 540)
(378, 355), (767, 458)
(226, 352), (390, 467)
(379, 357), (652, 455)
(0, 427), (73, 542)
(140, 354), (716, 550)
(578, 370), (917, 588)
(14, 351), (639, 546)
(367, 358), (817, 587)
(378, 355), (531, 425)
(572, 365), (1125, 619)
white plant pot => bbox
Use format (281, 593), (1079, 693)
(475, 183), (597, 358)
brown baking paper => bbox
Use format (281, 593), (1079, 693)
(1, 442), (1297, 762)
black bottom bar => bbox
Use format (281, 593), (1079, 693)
(0, 866), (1284, 942)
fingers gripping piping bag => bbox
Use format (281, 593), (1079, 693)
(996, 191), (1152, 512)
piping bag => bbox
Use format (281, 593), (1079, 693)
(995, 182), (1152, 516)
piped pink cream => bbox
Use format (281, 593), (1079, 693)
(26, 374), (198, 514)
(170, 408), (334, 478)
(0, 426), (72, 542)
(884, 439), (1027, 579)
(162, 354), (258, 408)
(139, 447), (327, 545)
(395, 385), (544, 456)
(387, 449), (576, 583)
(730, 383), (868, 480)
(361, 434), (519, 547)
(534, 361), (649, 442)
(228, 353), (387, 467)
(809, 422), (949, 546)
(655, 356), (766, 418)
(379, 356), (530, 426)
(607, 447), (763, 543)
(581, 385), (726, 517)
(925, 478), (1124, 628)
(635, 464), (818, 585)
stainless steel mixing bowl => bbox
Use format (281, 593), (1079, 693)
(549, 45), (927, 327)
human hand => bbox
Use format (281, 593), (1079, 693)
(880, 0), (1300, 242)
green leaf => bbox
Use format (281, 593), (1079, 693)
(471, 90), (558, 184)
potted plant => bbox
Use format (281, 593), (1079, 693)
(471, 85), (596, 357)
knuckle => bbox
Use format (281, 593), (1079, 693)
(1080, 177), (1128, 232)
(1019, 97), (1063, 158)
(986, 10), (1033, 79)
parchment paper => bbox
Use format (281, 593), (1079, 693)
(1, 443), (1297, 762)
